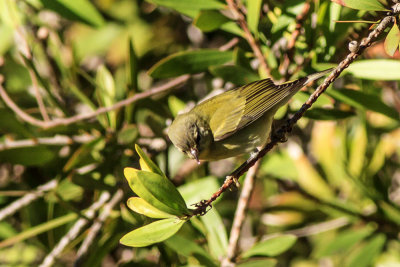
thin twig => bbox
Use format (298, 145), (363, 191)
(219, 37), (239, 51)
(0, 179), (58, 221)
(192, 13), (396, 216)
(275, 217), (349, 238)
(226, 0), (270, 77)
(74, 189), (123, 266)
(28, 68), (50, 121)
(39, 192), (111, 267)
(0, 74), (190, 129)
(222, 160), (261, 267)
(0, 134), (96, 151)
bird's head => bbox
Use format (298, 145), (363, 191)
(168, 113), (212, 164)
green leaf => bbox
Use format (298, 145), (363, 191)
(63, 138), (105, 172)
(168, 95), (186, 118)
(271, 14), (295, 33)
(96, 65), (117, 129)
(120, 218), (186, 247)
(0, 0), (22, 28)
(39, 0), (104, 27)
(55, 179), (84, 202)
(346, 234), (386, 267)
(260, 151), (298, 181)
(124, 168), (189, 216)
(0, 146), (55, 166)
(220, 22), (245, 36)
(209, 65), (259, 85)
(127, 197), (175, 219)
(178, 176), (220, 206)
(331, 0), (387, 11)
(135, 144), (165, 177)
(304, 108), (355, 120)
(148, 50), (233, 78)
(194, 10), (229, 32)
(348, 123), (367, 177)
(328, 89), (399, 120)
(117, 124), (138, 145)
(201, 208), (228, 259)
(0, 213), (77, 249)
(0, 109), (33, 137)
(148, 0), (225, 10)
(346, 59), (400, 80)
(237, 259), (277, 267)
(165, 235), (218, 266)
(384, 23), (400, 57)
(128, 38), (139, 90)
(314, 226), (374, 258)
(246, 0), (262, 33)
(242, 235), (297, 258)
(379, 201), (400, 226)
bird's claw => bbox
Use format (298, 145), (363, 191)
(191, 200), (212, 216)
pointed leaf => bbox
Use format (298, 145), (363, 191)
(200, 209), (228, 259)
(0, 146), (54, 166)
(288, 143), (335, 201)
(346, 59), (400, 80)
(178, 176), (220, 206)
(384, 23), (400, 57)
(165, 235), (218, 266)
(127, 197), (174, 219)
(328, 89), (399, 120)
(124, 168), (189, 216)
(0, 213), (77, 249)
(120, 218), (185, 247)
(331, 0), (387, 11)
(346, 234), (386, 267)
(149, 0), (225, 10)
(246, 0), (262, 33)
(96, 65), (117, 129)
(149, 50), (233, 78)
(39, 0), (104, 27)
(168, 96), (187, 118)
(348, 123), (367, 177)
(314, 226), (374, 258)
(128, 38), (139, 90)
(304, 108), (355, 120)
(194, 10), (229, 32)
(135, 144), (165, 177)
(242, 235), (297, 258)
(237, 259), (277, 267)
(209, 65), (259, 85)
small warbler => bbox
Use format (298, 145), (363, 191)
(168, 69), (332, 163)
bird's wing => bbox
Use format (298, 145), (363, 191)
(210, 78), (304, 141)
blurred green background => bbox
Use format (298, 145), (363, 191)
(0, 0), (399, 266)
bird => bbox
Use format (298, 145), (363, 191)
(168, 68), (332, 163)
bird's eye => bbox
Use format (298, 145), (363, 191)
(195, 126), (201, 144)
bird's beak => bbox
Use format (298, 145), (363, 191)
(190, 148), (200, 164)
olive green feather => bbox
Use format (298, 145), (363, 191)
(195, 68), (332, 141)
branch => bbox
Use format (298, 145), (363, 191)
(0, 134), (95, 151)
(221, 160), (261, 267)
(192, 12), (396, 216)
(74, 189), (123, 266)
(39, 192), (111, 267)
(226, 0), (270, 77)
(28, 68), (50, 121)
(0, 74), (190, 129)
(276, 217), (349, 238)
(0, 179), (58, 221)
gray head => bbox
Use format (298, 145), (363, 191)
(167, 113), (212, 163)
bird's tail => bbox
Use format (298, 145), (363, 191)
(304, 68), (333, 84)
